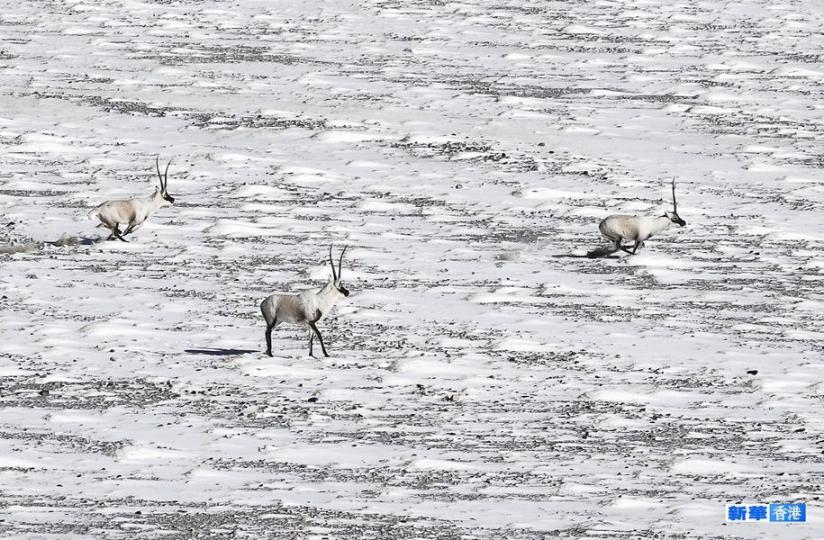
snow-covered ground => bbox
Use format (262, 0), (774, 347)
(1, 0), (823, 538)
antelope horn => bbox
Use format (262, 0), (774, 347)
(155, 156), (164, 191)
(671, 178), (678, 213)
(328, 244), (337, 280)
(337, 245), (348, 280)
(163, 159), (171, 191)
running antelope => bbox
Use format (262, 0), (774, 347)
(587, 179), (686, 258)
(260, 246), (351, 357)
(88, 157), (175, 242)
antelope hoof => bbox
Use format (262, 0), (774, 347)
(265, 350), (272, 357)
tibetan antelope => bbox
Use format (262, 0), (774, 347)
(587, 179), (686, 258)
(88, 157), (176, 242)
(260, 245), (351, 357)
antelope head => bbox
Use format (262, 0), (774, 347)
(155, 157), (175, 206)
(664, 179), (686, 226)
(328, 244), (350, 297)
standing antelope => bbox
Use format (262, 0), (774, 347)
(88, 157), (176, 242)
(260, 245), (351, 357)
(587, 179), (686, 258)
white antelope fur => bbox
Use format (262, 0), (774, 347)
(588, 180), (686, 258)
(260, 246), (350, 357)
(88, 158), (175, 242)
(599, 213), (680, 245)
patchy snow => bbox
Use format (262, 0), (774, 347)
(1, 0), (823, 538)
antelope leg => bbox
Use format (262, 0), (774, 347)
(265, 319), (276, 357)
(309, 322), (329, 357)
(122, 223), (140, 237)
(112, 225), (128, 242)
